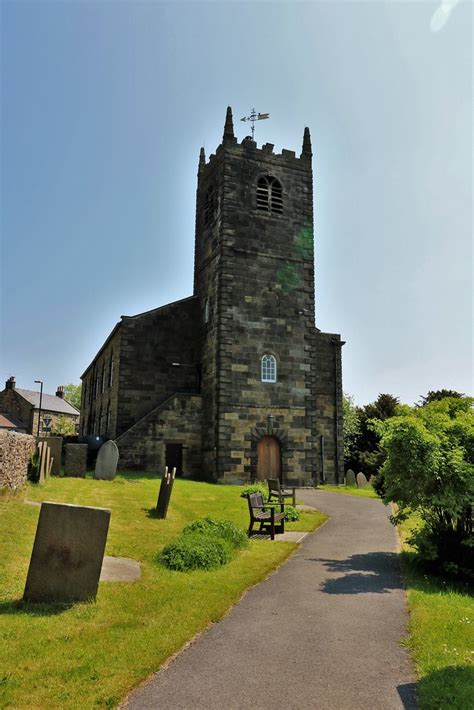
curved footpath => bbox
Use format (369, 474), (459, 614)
(123, 490), (417, 710)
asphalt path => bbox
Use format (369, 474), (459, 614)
(123, 490), (417, 710)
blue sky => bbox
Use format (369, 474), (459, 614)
(1, 0), (472, 405)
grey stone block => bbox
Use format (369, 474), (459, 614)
(64, 443), (87, 478)
(23, 501), (110, 603)
(345, 469), (356, 487)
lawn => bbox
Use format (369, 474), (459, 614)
(0, 473), (327, 709)
(318, 483), (379, 499)
(398, 516), (474, 710)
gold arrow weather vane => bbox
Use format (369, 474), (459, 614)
(240, 108), (270, 140)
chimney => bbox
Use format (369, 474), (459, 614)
(56, 385), (65, 399)
(5, 376), (16, 390)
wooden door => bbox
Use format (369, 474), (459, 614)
(165, 443), (183, 477)
(256, 436), (281, 481)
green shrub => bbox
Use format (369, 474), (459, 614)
(283, 505), (300, 522)
(27, 451), (40, 483)
(183, 517), (248, 550)
(240, 484), (267, 499)
(159, 533), (232, 571)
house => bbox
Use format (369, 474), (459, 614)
(0, 377), (80, 435)
(80, 108), (344, 485)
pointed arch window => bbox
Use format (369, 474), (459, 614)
(257, 176), (283, 215)
(261, 354), (277, 383)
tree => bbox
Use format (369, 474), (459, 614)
(346, 393), (400, 478)
(63, 383), (82, 410)
(342, 393), (360, 463)
(379, 397), (474, 579)
(418, 389), (465, 406)
(51, 416), (76, 436)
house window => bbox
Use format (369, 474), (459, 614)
(256, 176), (283, 215)
(101, 364), (106, 393)
(261, 354), (277, 383)
(204, 298), (210, 323)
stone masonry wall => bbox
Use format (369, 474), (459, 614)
(0, 430), (36, 489)
(81, 326), (121, 439)
(116, 297), (200, 438)
(115, 393), (202, 475)
(195, 135), (319, 484)
(314, 331), (344, 484)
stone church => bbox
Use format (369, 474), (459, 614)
(80, 108), (344, 485)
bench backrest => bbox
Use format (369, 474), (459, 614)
(267, 478), (281, 494)
(247, 492), (264, 513)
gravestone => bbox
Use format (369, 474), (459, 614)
(156, 467), (176, 519)
(64, 443), (87, 478)
(37, 441), (53, 483)
(40, 437), (62, 476)
(356, 472), (368, 488)
(23, 501), (111, 603)
(94, 440), (119, 480)
(345, 469), (356, 487)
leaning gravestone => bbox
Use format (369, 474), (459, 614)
(23, 501), (110, 603)
(356, 471), (368, 488)
(64, 443), (87, 478)
(40, 437), (62, 476)
(94, 441), (119, 480)
(37, 441), (51, 484)
(345, 469), (356, 487)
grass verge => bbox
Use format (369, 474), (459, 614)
(397, 516), (474, 710)
(318, 484), (379, 499)
(0, 474), (326, 709)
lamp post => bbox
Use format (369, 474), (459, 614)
(34, 380), (43, 439)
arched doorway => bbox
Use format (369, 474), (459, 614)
(257, 436), (281, 481)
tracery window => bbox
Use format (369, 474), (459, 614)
(261, 354), (277, 383)
(256, 176), (283, 215)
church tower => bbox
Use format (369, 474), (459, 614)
(194, 107), (343, 485)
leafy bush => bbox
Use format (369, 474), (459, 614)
(240, 484), (267, 499)
(160, 517), (248, 571)
(159, 534), (232, 571)
(379, 396), (474, 581)
(183, 517), (248, 550)
(371, 470), (386, 498)
(27, 451), (40, 483)
(283, 505), (300, 522)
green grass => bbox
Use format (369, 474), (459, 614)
(398, 516), (474, 709)
(318, 483), (379, 499)
(0, 474), (326, 709)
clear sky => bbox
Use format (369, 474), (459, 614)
(1, 0), (472, 406)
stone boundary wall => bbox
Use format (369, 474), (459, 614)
(0, 430), (36, 490)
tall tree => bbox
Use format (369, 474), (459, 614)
(63, 383), (82, 410)
(342, 393), (360, 463)
(419, 389), (465, 406)
(347, 393), (400, 478)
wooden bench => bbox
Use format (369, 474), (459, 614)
(267, 478), (296, 507)
(246, 492), (285, 540)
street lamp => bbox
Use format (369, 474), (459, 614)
(34, 380), (43, 439)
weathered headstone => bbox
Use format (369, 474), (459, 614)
(64, 443), (87, 478)
(356, 471), (368, 488)
(37, 441), (51, 484)
(345, 469), (356, 487)
(23, 501), (111, 603)
(94, 440), (119, 480)
(40, 437), (62, 476)
(156, 467), (176, 519)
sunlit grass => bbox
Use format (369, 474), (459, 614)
(398, 516), (474, 709)
(0, 474), (326, 709)
(318, 483), (379, 499)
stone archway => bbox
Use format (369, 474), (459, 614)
(256, 435), (281, 481)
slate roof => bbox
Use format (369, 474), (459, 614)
(0, 413), (27, 429)
(16, 389), (80, 416)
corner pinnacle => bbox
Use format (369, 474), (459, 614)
(223, 106), (235, 142)
(301, 127), (312, 158)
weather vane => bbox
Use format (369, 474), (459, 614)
(240, 108), (270, 140)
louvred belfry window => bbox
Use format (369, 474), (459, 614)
(256, 176), (283, 215)
(204, 187), (215, 225)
